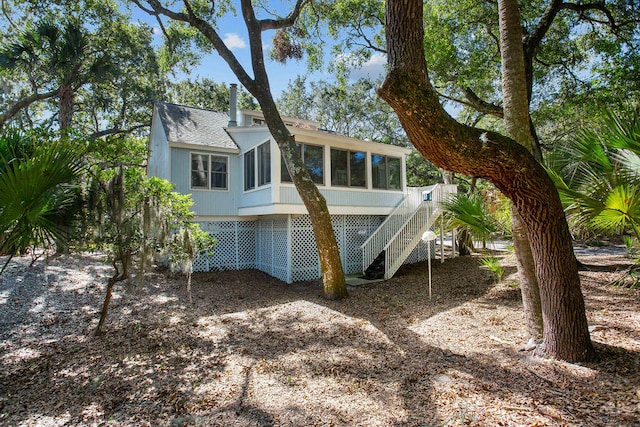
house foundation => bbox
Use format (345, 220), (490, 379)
(193, 214), (436, 283)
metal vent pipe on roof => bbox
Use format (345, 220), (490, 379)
(228, 83), (238, 126)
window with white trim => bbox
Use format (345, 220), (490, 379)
(281, 143), (324, 185)
(258, 141), (271, 186)
(371, 154), (401, 190)
(330, 148), (366, 188)
(244, 141), (271, 191)
(244, 149), (256, 191)
(191, 153), (228, 190)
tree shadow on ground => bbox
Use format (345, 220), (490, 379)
(1, 254), (639, 426)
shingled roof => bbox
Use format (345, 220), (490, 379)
(155, 102), (238, 150)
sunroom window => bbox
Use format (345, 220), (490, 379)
(330, 148), (366, 188)
(244, 141), (271, 191)
(244, 149), (256, 191)
(191, 153), (228, 190)
(371, 154), (401, 190)
(281, 143), (324, 185)
(258, 141), (271, 186)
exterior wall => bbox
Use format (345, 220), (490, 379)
(171, 147), (239, 216)
(148, 109), (170, 180)
(229, 128), (273, 152)
(279, 186), (404, 208)
(238, 183), (273, 209)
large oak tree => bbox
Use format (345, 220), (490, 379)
(379, 0), (596, 362)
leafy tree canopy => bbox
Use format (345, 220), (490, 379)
(277, 75), (407, 145)
(166, 78), (257, 111)
(0, 0), (166, 137)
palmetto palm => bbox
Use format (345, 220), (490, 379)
(547, 108), (640, 239)
(0, 20), (112, 129)
(441, 192), (498, 249)
(0, 128), (84, 273)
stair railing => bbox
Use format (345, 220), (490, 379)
(361, 183), (457, 278)
(360, 186), (435, 274)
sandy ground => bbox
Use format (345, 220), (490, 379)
(0, 249), (638, 426)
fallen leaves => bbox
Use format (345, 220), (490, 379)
(0, 252), (638, 426)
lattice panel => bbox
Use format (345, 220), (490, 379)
(290, 215), (320, 282)
(237, 222), (257, 269)
(256, 220), (273, 274)
(193, 220), (257, 272)
(272, 219), (289, 281)
(404, 237), (436, 265)
(192, 214), (399, 281)
(288, 214), (385, 280)
(192, 253), (209, 272)
(255, 218), (290, 282)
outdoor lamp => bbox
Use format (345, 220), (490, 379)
(422, 230), (437, 300)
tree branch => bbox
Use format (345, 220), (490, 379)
(259, 0), (309, 30)
(1, 0), (18, 31)
(132, 0), (255, 90)
(240, 0), (271, 94)
(561, 2), (640, 30)
(460, 86), (504, 118)
(523, 0), (563, 58)
(355, 23), (386, 54)
(89, 123), (150, 140)
(0, 88), (60, 128)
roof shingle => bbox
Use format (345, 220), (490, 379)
(155, 102), (238, 150)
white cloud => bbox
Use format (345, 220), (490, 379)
(223, 33), (247, 50)
(336, 53), (387, 80)
(353, 53), (387, 79)
(152, 27), (162, 36)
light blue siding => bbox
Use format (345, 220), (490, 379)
(279, 186), (404, 207)
(239, 187), (273, 208)
(170, 147), (239, 216)
(230, 129), (272, 151)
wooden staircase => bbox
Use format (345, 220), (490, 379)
(361, 184), (457, 280)
(363, 250), (386, 280)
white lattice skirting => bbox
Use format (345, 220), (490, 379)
(193, 215), (434, 283)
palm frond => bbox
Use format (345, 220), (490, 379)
(0, 133), (84, 254)
(441, 193), (497, 243)
(590, 184), (640, 236)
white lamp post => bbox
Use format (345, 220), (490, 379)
(421, 230), (437, 300)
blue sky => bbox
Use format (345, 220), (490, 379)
(130, 2), (387, 98)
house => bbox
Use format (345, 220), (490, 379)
(147, 85), (456, 283)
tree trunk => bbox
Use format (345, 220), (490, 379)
(259, 98), (347, 299)
(237, 0), (347, 300)
(58, 83), (74, 130)
(380, 0), (596, 362)
(54, 83), (75, 254)
(498, 0), (544, 343)
(96, 275), (117, 336)
(511, 207), (544, 342)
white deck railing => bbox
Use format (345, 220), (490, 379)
(361, 184), (457, 279)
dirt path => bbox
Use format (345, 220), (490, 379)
(0, 251), (638, 426)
